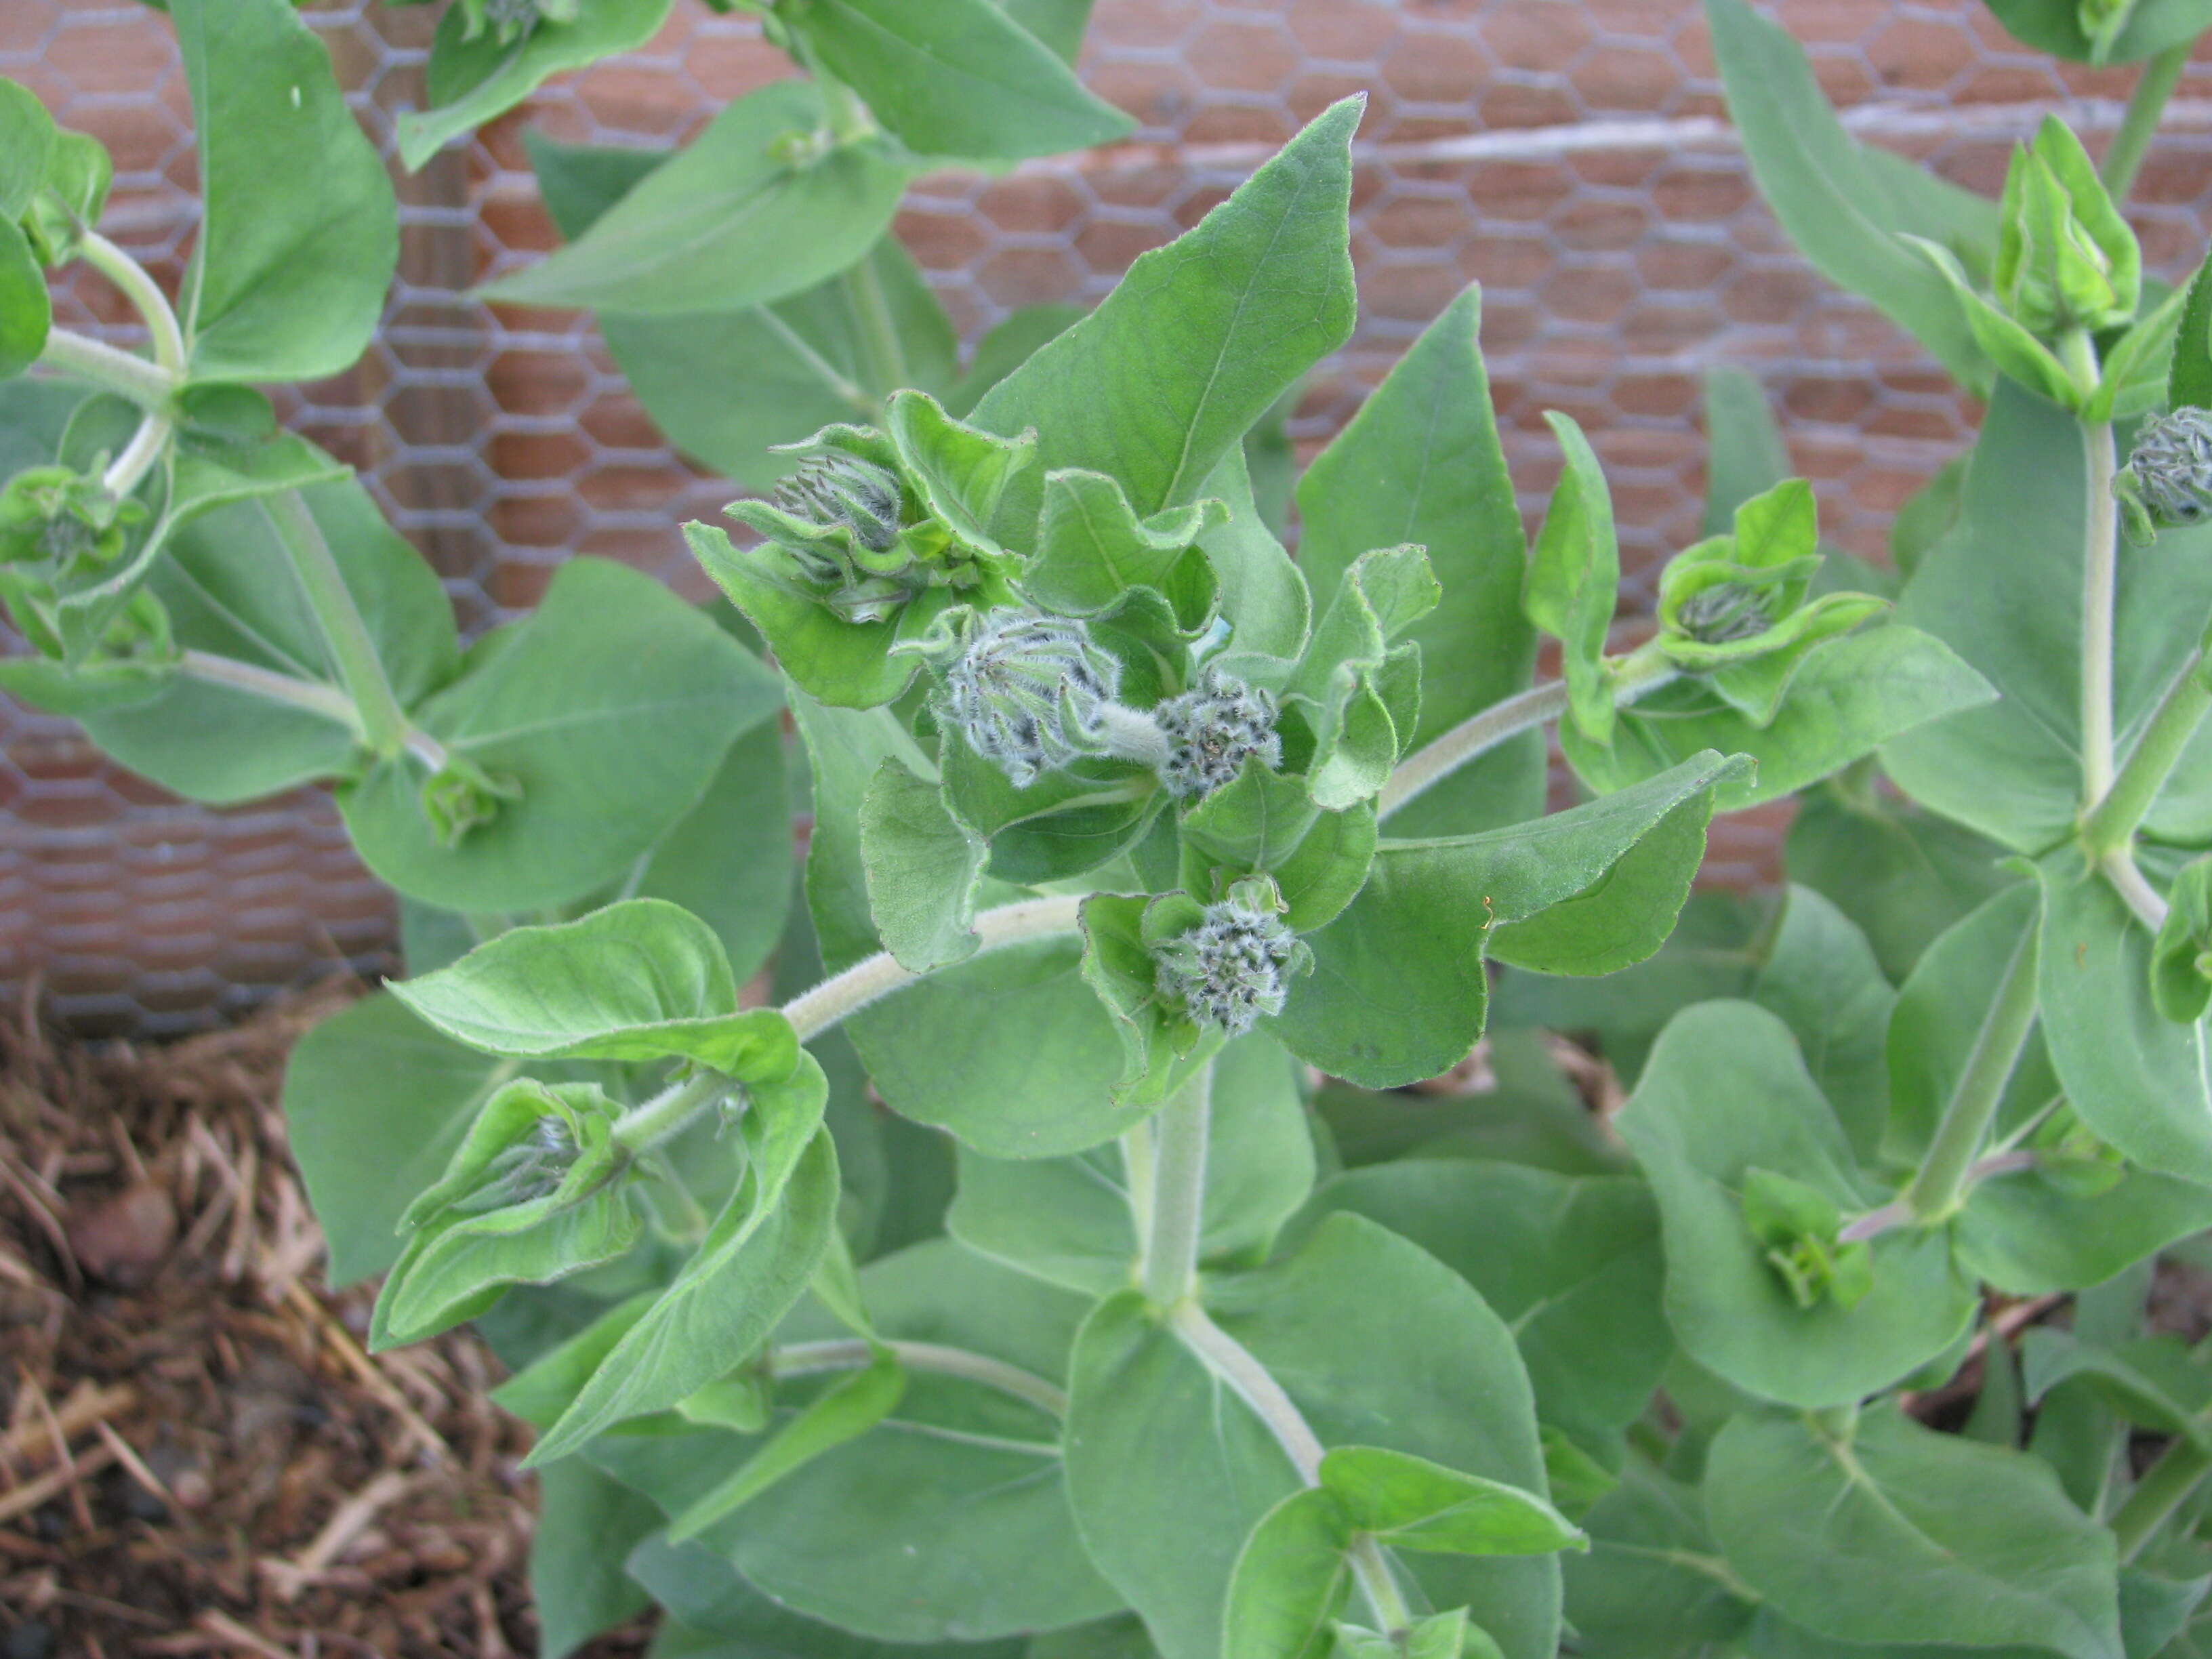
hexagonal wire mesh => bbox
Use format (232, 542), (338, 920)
(4, 0), (2210, 1031)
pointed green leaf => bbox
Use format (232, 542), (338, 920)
(859, 755), (987, 973)
(1223, 1488), (1355, 1659)
(1522, 412), (1618, 745)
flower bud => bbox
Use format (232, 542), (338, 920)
(1995, 117), (2138, 337)
(2116, 408), (2212, 545)
(937, 607), (1122, 787)
(1151, 892), (1304, 1036)
(1740, 1167), (1872, 1311)
(448, 1115), (578, 1215)
(420, 756), (523, 850)
(0, 465), (142, 571)
(462, 0), (575, 44)
(773, 452), (905, 558)
(1672, 581), (1773, 646)
(1152, 668), (1282, 800)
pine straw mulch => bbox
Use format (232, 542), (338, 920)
(0, 981), (653, 1658)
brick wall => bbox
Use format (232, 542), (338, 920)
(7, 0), (2211, 1031)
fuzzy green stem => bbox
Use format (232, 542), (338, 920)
(178, 649), (363, 730)
(1902, 929), (2042, 1223)
(783, 895), (1086, 1040)
(2102, 41), (2190, 204)
(1137, 1063), (1212, 1309)
(2065, 331), (2120, 805)
(770, 1338), (1068, 1419)
(611, 1071), (729, 1154)
(2083, 652), (2212, 854)
(1379, 649), (1678, 821)
(2104, 848), (2171, 932)
(2110, 1434), (2212, 1560)
(1170, 1301), (1412, 1632)
(77, 233), (185, 497)
(839, 253), (909, 403)
(263, 491), (415, 763)
(1097, 701), (1173, 770)
(35, 329), (174, 405)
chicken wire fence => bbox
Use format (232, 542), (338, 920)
(5, 0), (2211, 1033)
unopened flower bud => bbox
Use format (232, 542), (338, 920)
(464, 0), (573, 44)
(2116, 408), (2212, 544)
(939, 607), (1123, 787)
(1152, 895), (1303, 1036)
(1152, 668), (1282, 800)
(1673, 582), (1773, 646)
(773, 452), (905, 558)
(450, 1115), (577, 1214)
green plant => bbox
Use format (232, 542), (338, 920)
(12, 1), (2212, 1656)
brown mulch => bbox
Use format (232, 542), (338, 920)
(0, 982), (653, 1658)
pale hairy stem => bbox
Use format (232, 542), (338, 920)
(2066, 330), (2118, 806)
(262, 491), (423, 765)
(1379, 649), (1677, 822)
(1136, 1063), (1212, 1309)
(2082, 651), (2212, 856)
(1170, 1300), (1414, 1633)
(2104, 848), (2171, 933)
(782, 895), (1087, 1040)
(2111, 1433), (2212, 1561)
(1839, 1151), (2036, 1244)
(611, 1070), (731, 1154)
(77, 232), (186, 497)
(1902, 929), (2041, 1223)
(177, 648), (449, 772)
(770, 1338), (1069, 1419)
(35, 329), (173, 405)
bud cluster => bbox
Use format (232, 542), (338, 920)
(1672, 581), (1774, 647)
(774, 453), (904, 558)
(938, 607), (1124, 787)
(462, 0), (576, 45)
(1151, 668), (1282, 800)
(1151, 894), (1303, 1036)
(449, 1115), (579, 1215)
(759, 451), (922, 623)
(2116, 408), (2212, 545)
(0, 465), (141, 572)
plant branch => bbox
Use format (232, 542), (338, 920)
(1902, 928), (2042, 1223)
(78, 232), (184, 377)
(611, 1071), (729, 1154)
(1379, 650), (1677, 821)
(1136, 1063), (1212, 1309)
(2111, 1433), (2212, 1560)
(1839, 1151), (2036, 1244)
(769, 1338), (1069, 1418)
(35, 329), (174, 405)
(178, 649), (363, 729)
(2104, 848), (2171, 932)
(262, 491), (417, 764)
(2068, 332), (2119, 805)
(2082, 651), (2211, 855)
(1170, 1301), (1413, 1632)
(2102, 41), (2190, 204)
(783, 895), (1087, 1040)
(840, 254), (909, 402)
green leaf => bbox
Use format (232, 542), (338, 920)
(1079, 890), (1227, 1108)
(1297, 285), (1540, 837)
(1026, 468), (1225, 618)
(281, 991), (522, 1286)
(1065, 1214), (1559, 1659)
(398, 0), (676, 171)
(529, 1065), (837, 1465)
(2036, 848), (2212, 1182)
(1521, 411), (1619, 745)
(342, 558), (782, 913)
(1887, 384), (2212, 851)
(668, 1350), (905, 1541)
(1958, 1157), (2212, 1296)
(661, 1240), (1122, 1641)
(859, 755), (988, 972)
(2173, 248), (2212, 412)
(531, 1459), (658, 1659)
(1483, 783), (1717, 978)
(1563, 1464), (1753, 1659)
(1701, 369), (1793, 537)
(1784, 783), (2014, 981)
(1746, 884), (1896, 1166)
(1986, 0), (2212, 62)
(1704, 0), (1999, 390)
(172, 0), (396, 382)
(1224, 1487), (1353, 1659)
(2020, 1330), (2212, 1441)
(1289, 1162), (1669, 1462)
(1200, 444), (1311, 663)
(0, 218), (47, 380)
(480, 83), (907, 315)
(1285, 544), (1439, 810)
(1178, 765), (1376, 935)
(0, 81), (55, 221)
(1618, 1001), (1978, 1408)
(1278, 751), (1751, 1086)
(789, 0), (1132, 161)
(948, 1031), (1313, 1292)
(884, 386), (1048, 563)
(972, 98), (1361, 516)
(1321, 1446), (1581, 1557)
(1704, 1406), (2123, 1659)
(80, 480), (457, 804)
(387, 898), (797, 1077)
(1567, 625), (1995, 812)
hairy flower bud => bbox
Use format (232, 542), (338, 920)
(449, 1116), (577, 1215)
(938, 608), (1123, 787)
(462, 0), (575, 44)
(2116, 408), (2212, 544)
(1152, 895), (1303, 1036)
(1994, 117), (2138, 337)
(1151, 668), (1282, 800)
(773, 452), (905, 558)
(1673, 581), (1774, 646)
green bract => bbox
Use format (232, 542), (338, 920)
(23, 7), (2212, 1658)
